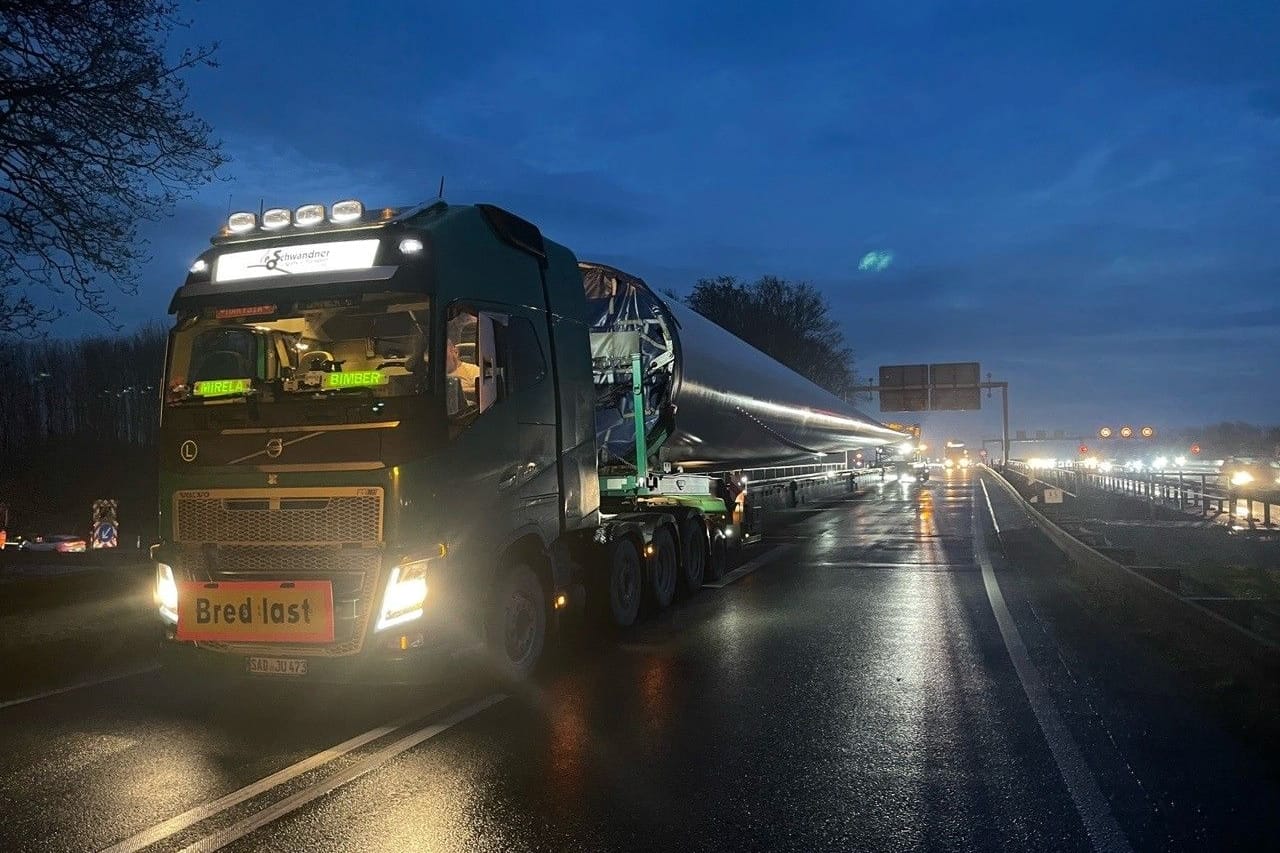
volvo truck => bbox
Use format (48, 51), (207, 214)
(153, 198), (902, 680)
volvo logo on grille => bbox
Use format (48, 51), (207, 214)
(179, 440), (198, 462)
(265, 438), (284, 458)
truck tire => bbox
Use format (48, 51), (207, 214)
(705, 530), (728, 581)
(680, 517), (707, 592)
(607, 537), (642, 627)
(647, 526), (678, 610)
(485, 562), (546, 680)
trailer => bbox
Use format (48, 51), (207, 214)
(152, 199), (902, 681)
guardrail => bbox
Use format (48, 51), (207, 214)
(1009, 461), (1279, 530)
(984, 464), (1279, 661)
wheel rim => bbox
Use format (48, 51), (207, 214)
(503, 588), (537, 664)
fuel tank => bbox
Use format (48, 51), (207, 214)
(582, 263), (902, 470)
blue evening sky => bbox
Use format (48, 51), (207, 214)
(83, 1), (1280, 444)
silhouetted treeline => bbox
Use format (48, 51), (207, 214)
(0, 327), (165, 540)
(0, 325), (166, 459)
(1176, 422), (1280, 458)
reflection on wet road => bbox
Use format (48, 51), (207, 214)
(1, 470), (1276, 852)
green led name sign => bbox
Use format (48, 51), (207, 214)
(323, 371), (387, 389)
(193, 378), (251, 397)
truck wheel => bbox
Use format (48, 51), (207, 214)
(705, 530), (728, 581)
(647, 527), (678, 610)
(680, 517), (707, 592)
(607, 537), (642, 627)
(486, 562), (546, 680)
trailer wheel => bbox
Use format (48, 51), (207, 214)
(607, 537), (642, 627)
(485, 562), (546, 680)
(680, 517), (707, 592)
(647, 526), (678, 610)
(705, 530), (728, 581)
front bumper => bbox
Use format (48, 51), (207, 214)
(157, 619), (480, 685)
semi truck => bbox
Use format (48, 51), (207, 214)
(943, 441), (971, 470)
(152, 198), (903, 681)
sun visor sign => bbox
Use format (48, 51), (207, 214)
(214, 239), (381, 282)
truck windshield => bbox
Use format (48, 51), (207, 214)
(165, 294), (430, 404)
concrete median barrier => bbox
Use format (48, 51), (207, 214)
(983, 465), (1279, 674)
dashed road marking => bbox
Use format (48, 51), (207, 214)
(0, 663), (161, 711)
(99, 714), (416, 853)
(177, 693), (506, 853)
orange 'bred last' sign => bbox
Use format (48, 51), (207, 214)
(176, 580), (335, 643)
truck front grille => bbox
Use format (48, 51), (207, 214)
(172, 488), (385, 657)
(173, 487), (382, 545)
(178, 545), (381, 657)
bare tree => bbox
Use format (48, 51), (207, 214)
(678, 275), (861, 400)
(0, 0), (223, 334)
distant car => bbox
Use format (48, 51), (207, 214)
(1220, 457), (1280, 493)
(23, 534), (87, 553)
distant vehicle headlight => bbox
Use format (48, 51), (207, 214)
(1230, 471), (1254, 487)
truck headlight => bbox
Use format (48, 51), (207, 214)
(1230, 471), (1254, 487)
(377, 560), (430, 631)
(155, 563), (178, 624)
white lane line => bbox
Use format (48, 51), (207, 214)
(0, 663), (161, 711)
(179, 693), (506, 853)
(99, 716), (416, 853)
(980, 475), (1002, 535)
(703, 544), (794, 588)
(975, 478), (1132, 853)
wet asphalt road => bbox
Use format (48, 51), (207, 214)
(1, 469), (1278, 852)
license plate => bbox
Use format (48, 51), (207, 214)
(175, 580), (335, 643)
(247, 657), (309, 677)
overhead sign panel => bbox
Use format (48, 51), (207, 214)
(879, 364), (929, 412)
(929, 362), (981, 411)
(214, 239), (381, 282)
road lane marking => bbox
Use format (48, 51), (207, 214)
(178, 693), (506, 853)
(975, 478), (1132, 853)
(703, 544), (793, 588)
(98, 715), (418, 853)
(980, 475), (1001, 535)
(0, 663), (161, 711)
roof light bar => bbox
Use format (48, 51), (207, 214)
(295, 203), (325, 227)
(227, 212), (257, 233)
(331, 199), (364, 223)
(262, 208), (291, 229)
